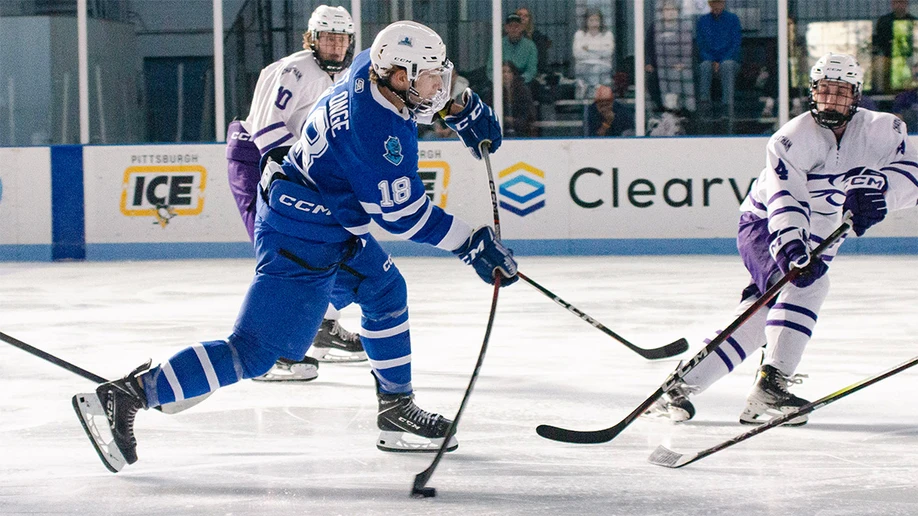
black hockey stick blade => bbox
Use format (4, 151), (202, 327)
(536, 220), (852, 445)
(649, 353), (918, 468)
(536, 385), (666, 444)
(517, 272), (688, 360)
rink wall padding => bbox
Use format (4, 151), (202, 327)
(1, 138), (917, 262)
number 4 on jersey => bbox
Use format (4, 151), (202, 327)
(774, 159), (789, 180)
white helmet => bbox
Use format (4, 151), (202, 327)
(307, 5), (355, 73)
(370, 21), (453, 119)
(809, 52), (863, 129)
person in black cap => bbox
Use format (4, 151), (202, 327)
(502, 13), (538, 83)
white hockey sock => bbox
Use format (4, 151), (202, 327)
(762, 276), (830, 374)
(682, 295), (768, 393)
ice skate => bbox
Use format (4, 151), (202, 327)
(645, 383), (696, 422)
(306, 319), (368, 363)
(376, 390), (458, 453)
(252, 356), (319, 382)
(72, 361), (150, 473)
(740, 365), (809, 426)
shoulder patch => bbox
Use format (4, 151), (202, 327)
(383, 136), (404, 166)
(355, 78), (365, 93)
(893, 118), (903, 134)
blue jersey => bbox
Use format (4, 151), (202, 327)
(281, 49), (471, 251)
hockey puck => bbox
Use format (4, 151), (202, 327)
(411, 486), (437, 498)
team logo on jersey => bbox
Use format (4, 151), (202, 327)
(499, 162), (546, 216)
(120, 165), (207, 227)
(398, 36), (413, 47)
(355, 78), (365, 93)
(418, 160), (450, 207)
(383, 136), (404, 166)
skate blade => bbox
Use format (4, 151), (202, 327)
(739, 405), (808, 426)
(376, 431), (459, 453)
(252, 364), (319, 382)
(72, 393), (128, 473)
(306, 346), (368, 363)
(642, 405), (692, 423)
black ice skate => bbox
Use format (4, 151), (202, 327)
(740, 365), (809, 426)
(645, 382), (696, 422)
(376, 388), (458, 453)
(252, 356), (320, 382)
(306, 319), (368, 363)
(72, 361), (150, 473)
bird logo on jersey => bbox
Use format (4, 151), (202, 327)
(383, 136), (404, 166)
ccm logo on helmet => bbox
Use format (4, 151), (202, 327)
(278, 194), (333, 215)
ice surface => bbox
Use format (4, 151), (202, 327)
(1, 255), (917, 515)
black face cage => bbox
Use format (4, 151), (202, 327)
(809, 79), (860, 129)
(310, 31), (355, 74)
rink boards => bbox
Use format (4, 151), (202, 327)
(1, 137), (917, 261)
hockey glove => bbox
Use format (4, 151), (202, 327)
(453, 226), (518, 286)
(443, 89), (502, 160)
(775, 240), (828, 288)
(843, 189), (887, 237)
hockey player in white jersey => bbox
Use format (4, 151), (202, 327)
(73, 21), (515, 473)
(648, 53), (918, 425)
(226, 5), (366, 379)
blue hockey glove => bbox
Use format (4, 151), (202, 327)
(443, 90), (502, 160)
(775, 240), (827, 288)
(453, 226), (518, 286)
(843, 189), (887, 237)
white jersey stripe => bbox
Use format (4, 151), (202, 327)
(161, 362), (185, 401)
(368, 354), (412, 370)
(361, 320), (410, 339)
(192, 343), (221, 392)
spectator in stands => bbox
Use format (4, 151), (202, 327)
(646, 0), (696, 114)
(873, 0), (916, 93)
(696, 0), (741, 122)
(500, 61), (537, 137)
(500, 13), (538, 85)
(892, 63), (918, 130)
(584, 84), (634, 137)
(572, 9), (614, 99)
(516, 7), (553, 76)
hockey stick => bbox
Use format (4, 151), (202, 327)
(536, 219), (851, 444)
(516, 272), (688, 359)
(412, 141), (502, 498)
(0, 330), (207, 414)
(1, 331), (108, 383)
(649, 353), (918, 468)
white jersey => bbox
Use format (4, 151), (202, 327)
(242, 50), (340, 154)
(741, 108), (918, 260)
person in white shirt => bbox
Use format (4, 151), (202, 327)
(572, 9), (614, 99)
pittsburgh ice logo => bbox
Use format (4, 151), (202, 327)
(498, 162), (546, 216)
(383, 136), (404, 166)
(120, 165), (207, 227)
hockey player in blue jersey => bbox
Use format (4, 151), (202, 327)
(73, 21), (517, 473)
